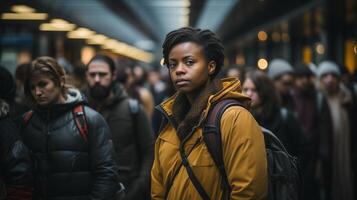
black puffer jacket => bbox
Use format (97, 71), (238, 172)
(21, 89), (121, 200)
(0, 99), (33, 199)
(87, 84), (154, 200)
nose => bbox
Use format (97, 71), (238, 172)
(175, 63), (186, 75)
(34, 87), (42, 96)
(94, 74), (101, 83)
(245, 89), (253, 97)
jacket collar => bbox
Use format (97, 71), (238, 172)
(158, 77), (251, 141)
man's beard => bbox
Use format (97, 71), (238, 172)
(89, 84), (112, 101)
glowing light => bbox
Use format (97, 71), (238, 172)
(87, 34), (108, 45)
(2, 13), (48, 20)
(257, 58), (268, 70)
(11, 5), (35, 13)
(258, 31), (267, 41)
(40, 19), (76, 31)
(67, 28), (95, 39)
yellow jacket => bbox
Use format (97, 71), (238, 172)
(151, 78), (267, 200)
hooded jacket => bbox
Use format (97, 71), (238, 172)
(21, 88), (120, 200)
(87, 84), (154, 200)
(151, 78), (267, 200)
(0, 99), (33, 199)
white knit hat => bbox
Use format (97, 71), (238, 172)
(316, 61), (340, 79)
(267, 59), (293, 79)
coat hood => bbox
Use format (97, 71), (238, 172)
(34, 88), (86, 120)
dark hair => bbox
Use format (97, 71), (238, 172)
(162, 27), (225, 78)
(15, 63), (31, 82)
(87, 54), (116, 74)
(245, 70), (279, 119)
(24, 56), (68, 106)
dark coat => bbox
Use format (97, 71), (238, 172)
(0, 99), (33, 199)
(88, 84), (154, 200)
(21, 89), (120, 200)
(253, 105), (308, 158)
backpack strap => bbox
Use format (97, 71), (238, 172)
(72, 104), (88, 143)
(203, 99), (243, 199)
(23, 110), (34, 125)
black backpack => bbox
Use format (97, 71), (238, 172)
(182, 99), (301, 200)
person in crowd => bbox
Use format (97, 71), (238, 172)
(148, 68), (167, 106)
(291, 63), (332, 200)
(316, 61), (354, 200)
(0, 66), (33, 200)
(13, 63), (31, 117)
(267, 58), (295, 110)
(218, 64), (246, 83)
(21, 56), (123, 200)
(85, 55), (154, 200)
(151, 27), (267, 199)
(122, 64), (155, 119)
(242, 70), (307, 158)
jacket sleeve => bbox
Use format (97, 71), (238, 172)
(220, 106), (268, 200)
(0, 119), (33, 200)
(151, 138), (165, 200)
(86, 109), (121, 200)
(125, 105), (155, 199)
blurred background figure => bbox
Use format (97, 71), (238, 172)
(219, 64), (246, 83)
(85, 55), (154, 200)
(242, 70), (307, 162)
(0, 66), (33, 200)
(267, 59), (295, 110)
(13, 63), (31, 117)
(120, 64), (155, 120)
(291, 63), (332, 200)
(316, 61), (355, 200)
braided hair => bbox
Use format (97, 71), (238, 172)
(162, 27), (225, 78)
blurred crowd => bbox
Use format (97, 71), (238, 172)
(0, 54), (356, 200)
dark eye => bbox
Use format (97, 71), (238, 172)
(38, 81), (48, 88)
(186, 60), (194, 66)
(167, 62), (176, 69)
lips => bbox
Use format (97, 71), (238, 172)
(175, 79), (190, 86)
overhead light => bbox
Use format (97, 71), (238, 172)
(258, 31), (268, 42)
(67, 28), (95, 39)
(2, 12), (48, 20)
(150, 0), (191, 7)
(87, 34), (108, 45)
(257, 58), (268, 70)
(102, 39), (120, 49)
(40, 19), (76, 31)
(11, 5), (35, 13)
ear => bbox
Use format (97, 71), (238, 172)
(208, 61), (216, 75)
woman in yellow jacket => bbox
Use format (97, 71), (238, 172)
(151, 27), (268, 200)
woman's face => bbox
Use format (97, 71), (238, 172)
(167, 42), (215, 99)
(242, 78), (261, 107)
(30, 74), (65, 107)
